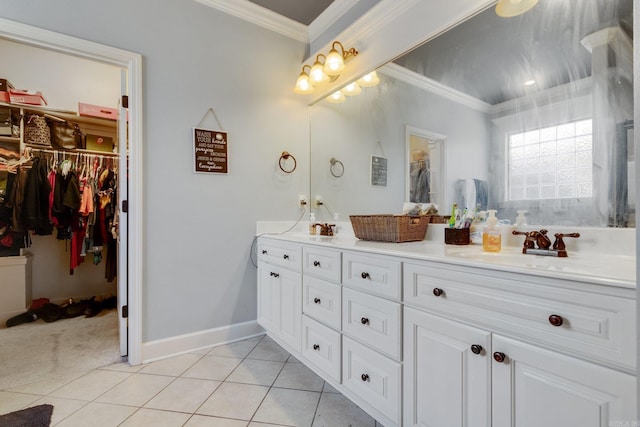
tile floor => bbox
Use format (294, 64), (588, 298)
(0, 334), (382, 426)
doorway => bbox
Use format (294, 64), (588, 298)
(0, 18), (143, 367)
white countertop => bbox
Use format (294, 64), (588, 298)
(258, 231), (636, 289)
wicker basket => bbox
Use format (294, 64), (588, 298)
(350, 214), (430, 243)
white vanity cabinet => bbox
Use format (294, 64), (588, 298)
(256, 235), (636, 427)
(403, 260), (637, 427)
(256, 239), (302, 353)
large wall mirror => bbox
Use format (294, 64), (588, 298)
(309, 0), (633, 227)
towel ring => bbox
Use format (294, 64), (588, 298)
(279, 151), (297, 174)
(329, 157), (344, 178)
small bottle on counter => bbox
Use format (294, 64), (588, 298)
(309, 213), (317, 235)
(333, 213), (340, 235)
(482, 210), (501, 252)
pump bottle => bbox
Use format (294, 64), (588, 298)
(309, 213), (317, 235)
(482, 210), (501, 252)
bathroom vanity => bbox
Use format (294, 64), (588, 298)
(256, 229), (635, 427)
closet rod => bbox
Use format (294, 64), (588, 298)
(24, 144), (122, 158)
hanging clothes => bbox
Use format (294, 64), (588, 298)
(23, 157), (53, 236)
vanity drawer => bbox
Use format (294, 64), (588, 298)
(404, 262), (636, 371)
(342, 336), (401, 425)
(342, 251), (402, 301)
(302, 275), (341, 330)
(303, 246), (341, 283)
(301, 315), (341, 383)
(342, 287), (401, 361)
(257, 239), (302, 272)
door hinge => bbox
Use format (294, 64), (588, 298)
(122, 200), (128, 213)
(122, 305), (128, 318)
(122, 95), (129, 108)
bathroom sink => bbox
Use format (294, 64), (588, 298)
(442, 246), (634, 283)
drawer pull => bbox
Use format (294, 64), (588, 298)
(313, 344), (320, 351)
(361, 272), (370, 279)
(283, 254), (289, 260)
(548, 314), (564, 327)
(261, 250), (267, 255)
(314, 297), (321, 304)
(432, 288), (444, 297)
(361, 373), (370, 382)
(360, 317), (370, 325)
(313, 260), (321, 267)
(270, 272), (280, 278)
(493, 352), (506, 363)
(471, 344), (483, 355)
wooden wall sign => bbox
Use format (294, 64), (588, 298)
(193, 127), (228, 174)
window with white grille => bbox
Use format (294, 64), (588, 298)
(508, 119), (593, 201)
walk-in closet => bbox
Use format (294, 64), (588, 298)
(0, 38), (127, 390)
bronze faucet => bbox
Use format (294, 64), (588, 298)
(513, 230), (580, 257)
(313, 223), (335, 236)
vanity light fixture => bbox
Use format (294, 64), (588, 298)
(326, 90), (346, 103)
(341, 81), (362, 96)
(495, 0), (539, 17)
(294, 64), (314, 94)
(324, 41), (359, 76)
(310, 54), (330, 85)
(357, 71), (380, 87)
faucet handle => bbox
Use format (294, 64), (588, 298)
(553, 233), (580, 256)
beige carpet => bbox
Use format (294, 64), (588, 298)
(0, 309), (121, 391)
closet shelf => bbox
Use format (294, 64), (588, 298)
(0, 101), (118, 129)
(0, 136), (20, 144)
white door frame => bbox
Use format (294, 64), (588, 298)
(0, 18), (144, 365)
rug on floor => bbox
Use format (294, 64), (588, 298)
(0, 404), (53, 427)
(0, 309), (121, 391)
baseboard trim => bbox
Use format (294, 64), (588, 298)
(142, 320), (265, 363)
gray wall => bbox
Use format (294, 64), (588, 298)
(0, 0), (310, 342)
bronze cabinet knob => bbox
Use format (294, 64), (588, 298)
(361, 272), (370, 279)
(283, 254), (289, 260)
(261, 250), (267, 254)
(361, 373), (370, 382)
(548, 314), (563, 327)
(361, 317), (370, 325)
(433, 288), (444, 297)
(313, 298), (321, 304)
(269, 272), (279, 278)
(493, 352), (506, 363)
(313, 260), (320, 267)
(313, 344), (320, 350)
(471, 344), (483, 355)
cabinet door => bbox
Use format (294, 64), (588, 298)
(492, 335), (637, 427)
(404, 308), (491, 427)
(276, 267), (302, 353)
(257, 263), (279, 333)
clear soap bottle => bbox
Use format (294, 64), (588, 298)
(309, 213), (316, 235)
(482, 210), (501, 252)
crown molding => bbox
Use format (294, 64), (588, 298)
(379, 62), (492, 113)
(194, 0), (309, 43)
(308, 0), (360, 44)
(341, 0), (419, 46)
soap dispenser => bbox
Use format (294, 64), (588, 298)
(483, 210), (501, 252)
(309, 213), (316, 235)
(515, 210), (528, 227)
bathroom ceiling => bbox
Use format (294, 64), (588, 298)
(248, 0), (335, 25)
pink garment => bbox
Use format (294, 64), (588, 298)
(79, 182), (94, 216)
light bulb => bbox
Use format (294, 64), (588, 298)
(357, 71), (380, 87)
(293, 67), (314, 94)
(342, 82), (361, 96)
(324, 49), (345, 76)
(326, 91), (346, 103)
